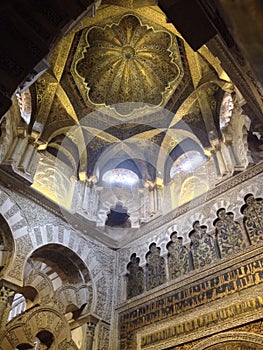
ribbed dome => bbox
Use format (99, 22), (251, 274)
(76, 15), (181, 111)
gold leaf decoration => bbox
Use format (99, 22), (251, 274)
(76, 14), (180, 112)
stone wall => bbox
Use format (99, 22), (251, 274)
(116, 162), (263, 349)
(0, 185), (116, 349)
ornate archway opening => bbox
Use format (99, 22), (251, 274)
(0, 214), (14, 274)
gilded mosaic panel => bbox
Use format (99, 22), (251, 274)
(167, 232), (190, 279)
(214, 209), (247, 258)
(168, 320), (263, 350)
(242, 194), (263, 245)
(190, 221), (217, 269)
(145, 243), (166, 290)
(119, 255), (263, 349)
(205, 342), (263, 350)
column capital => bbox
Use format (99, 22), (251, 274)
(85, 314), (100, 350)
(86, 322), (96, 337)
(0, 283), (16, 329)
(0, 278), (20, 292)
(86, 314), (100, 326)
(0, 285), (15, 302)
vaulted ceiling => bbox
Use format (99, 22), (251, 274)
(28, 3), (230, 183)
(1, 0), (263, 246)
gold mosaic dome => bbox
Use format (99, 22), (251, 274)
(75, 14), (181, 110)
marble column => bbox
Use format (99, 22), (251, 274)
(86, 322), (96, 350)
(85, 315), (99, 350)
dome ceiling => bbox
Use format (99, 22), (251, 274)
(25, 2), (235, 241)
(74, 14), (182, 112)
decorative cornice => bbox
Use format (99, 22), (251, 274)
(120, 162), (263, 246)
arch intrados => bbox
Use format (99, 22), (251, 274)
(29, 243), (91, 284)
(36, 330), (54, 348)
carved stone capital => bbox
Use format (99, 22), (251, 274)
(0, 285), (15, 303)
(86, 321), (96, 337)
(0, 284), (16, 329)
(85, 315), (99, 350)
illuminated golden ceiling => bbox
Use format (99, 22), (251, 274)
(74, 14), (182, 112)
(30, 3), (233, 214)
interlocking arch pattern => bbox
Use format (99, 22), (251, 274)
(0, 188), (111, 322)
(0, 307), (75, 350)
(126, 193), (263, 299)
(8, 244), (93, 324)
(0, 188), (112, 349)
(5, 244), (94, 349)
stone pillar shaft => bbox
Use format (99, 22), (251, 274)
(86, 321), (96, 350)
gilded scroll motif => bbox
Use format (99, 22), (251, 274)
(140, 295), (263, 348)
(145, 243), (166, 290)
(203, 342), (263, 350)
(241, 194), (263, 245)
(119, 256), (263, 349)
(169, 326), (263, 350)
(126, 253), (144, 299)
(190, 221), (217, 269)
(214, 209), (247, 258)
(167, 232), (190, 279)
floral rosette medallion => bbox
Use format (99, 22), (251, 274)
(76, 14), (181, 114)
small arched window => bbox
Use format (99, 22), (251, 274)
(8, 293), (26, 322)
(219, 92), (234, 130)
(102, 168), (139, 187)
(170, 150), (206, 179)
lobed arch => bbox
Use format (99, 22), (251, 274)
(0, 306), (76, 350)
(7, 244), (94, 325)
(236, 185), (263, 212)
(208, 198), (240, 223)
(166, 224), (190, 246)
(7, 225), (110, 320)
(53, 284), (91, 315)
(183, 212), (208, 236)
(0, 189), (111, 320)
